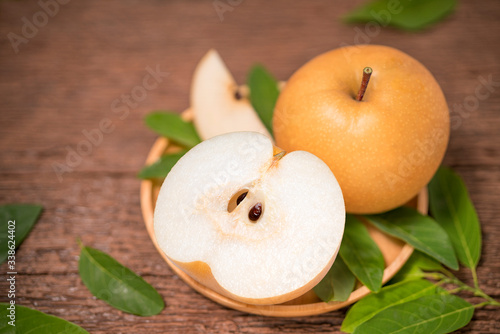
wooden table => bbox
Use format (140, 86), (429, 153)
(1, 0), (499, 332)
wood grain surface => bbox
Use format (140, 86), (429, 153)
(0, 0), (499, 333)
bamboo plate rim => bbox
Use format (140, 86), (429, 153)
(140, 136), (429, 317)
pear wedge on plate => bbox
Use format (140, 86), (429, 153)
(191, 49), (271, 140)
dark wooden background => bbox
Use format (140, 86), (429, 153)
(1, 0), (499, 333)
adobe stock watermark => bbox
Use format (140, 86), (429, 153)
(282, 232), (339, 290)
(5, 219), (17, 327)
(383, 73), (500, 189)
(384, 127), (447, 190)
(179, 134), (270, 230)
(213, 0), (244, 22)
(450, 74), (500, 130)
(186, 134), (268, 215)
(7, 0), (71, 54)
(51, 65), (169, 182)
(339, 0), (403, 60)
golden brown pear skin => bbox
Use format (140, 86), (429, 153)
(169, 251), (338, 305)
(273, 45), (449, 214)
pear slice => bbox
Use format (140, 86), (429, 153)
(154, 132), (345, 305)
(191, 49), (271, 140)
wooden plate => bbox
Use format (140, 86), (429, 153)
(140, 124), (429, 317)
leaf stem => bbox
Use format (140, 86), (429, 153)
(474, 301), (490, 309)
(439, 275), (500, 306)
(423, 272), (444, 281)
(423, 270), (500, 306)
(473, 289), (500, 306)
(439, 267), (456, 279)
(447, 287), (463, 294)
(471, 266), (479, 290)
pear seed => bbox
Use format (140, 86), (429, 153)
(236, 192), (248, 205)
(248, 203), (262, 222)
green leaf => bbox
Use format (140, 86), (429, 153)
(366, 206), (458, 270)
(342, 279), (439, 333)
(353, 294), (474, 334)
(0, 204), (43, 264)
(0, 303), (89, 333)
(78, 245), (164, 316)
(145, 111), (201, 148)
(247, 65), (280, 136)
(138, 150), (188, 179)
(343, 0), (456, 31)
(389, 250), (443, 284)
(339, 215), (385, 292)
(429, 167), (481, 269)
(314, 256), (356, 302)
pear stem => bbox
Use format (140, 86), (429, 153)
(356, 67), (373, 102)
(273, 151), (286, 160)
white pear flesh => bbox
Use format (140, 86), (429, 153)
(154, 132), (345, 305)
(191, 49), (271, 140)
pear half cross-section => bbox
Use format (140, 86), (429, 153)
(154, 132), (345, 305)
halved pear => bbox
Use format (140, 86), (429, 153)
(154, 132), (345, 305)
(191, 49), (271, 140)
